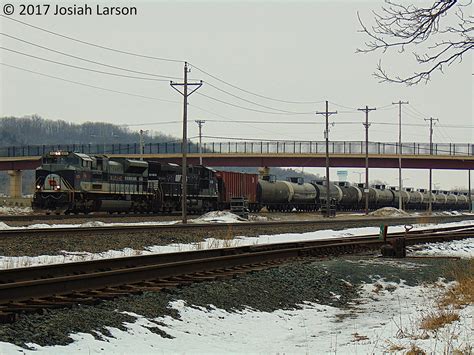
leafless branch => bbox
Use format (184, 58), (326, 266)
(357, 0), (473, 85)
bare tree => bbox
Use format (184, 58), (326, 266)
(357, 0), (473, 85)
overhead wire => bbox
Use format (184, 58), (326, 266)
(2, 16), (385, 115)
(202, 81), (313, 114)
(195, 92), (313, 115)
(0, 14), (184, 63)
(0, 32), (181, 80)
(190, 63), (324, 105)
(0, 62), (180, 104)
(2, 16), (470, 143)
(0, 46), (170, 82)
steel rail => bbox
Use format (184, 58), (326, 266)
(1, 227), (472, 286)
(0, 215), (472, 238)
(1, 224), (473, 283)
(0, 212), (184, 222)
(0, 227), (471, 309)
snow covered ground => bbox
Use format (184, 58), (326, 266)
(0, 219), (473, 270)
(0, 218), (472, 353)
(409, 238), (474, 258)
(0, 280), (471, 354)
(0, 206), (33, 215)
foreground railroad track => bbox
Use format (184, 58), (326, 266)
(0, 214), (472, 239)
(0, 225), (472, 322)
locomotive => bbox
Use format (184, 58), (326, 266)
(32, 151), (218, 214)
(32, 151), (472, 214)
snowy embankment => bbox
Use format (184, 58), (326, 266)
(0, 213), (473, 269)
(0, 280), (471, 354)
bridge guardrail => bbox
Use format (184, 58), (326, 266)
(0, 141), (473, 158)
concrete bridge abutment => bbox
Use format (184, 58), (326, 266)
(7, 170), (22, 198)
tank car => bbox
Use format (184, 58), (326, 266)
(389, 187), (410, 209)
(257, 175), (317, 211)
(309, 180), (343, 209)
(444, 191), (458, 210)
(455, 192), (469, 210)
(405, 188), (423, 210)
(336, 181), (362, 210)
(369, 184), (395, 209)
(432, 190), (447, 209)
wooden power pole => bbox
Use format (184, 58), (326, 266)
(195, 120), (206, 165)
(358, 105), (376, 215)
(316, 101), (337, 217)
(392, 100), (409, 210)
(424, 117), (438, 214)
(170, 62), (202, 224)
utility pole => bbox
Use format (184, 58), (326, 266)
(424, 117), (438, 214)
(392, 100), (409, 210)
(316, 101), (337, 217)
(469, 170), (472, 213)
(139, 129), (148, 160)
(358, 105), (376, 215)
(170, 62), (203, 224)
(195, 120), (206, 165)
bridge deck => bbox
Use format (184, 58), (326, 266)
(1, 152), (473, 171)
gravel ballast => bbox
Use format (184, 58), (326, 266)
(0, 215), (470, 256)
(0, 255), (468, 349)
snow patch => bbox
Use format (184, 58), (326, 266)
(369, 207), (409, 217)
(0, 206), (32, 215)
(189, 211), (246, 223)
(408, 238), (474, 259)
(1, 282), (471, 354)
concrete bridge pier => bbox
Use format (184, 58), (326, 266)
(7, 170), (22, 198)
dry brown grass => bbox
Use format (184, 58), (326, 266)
(386, 341), (405, 352)
(222, 225), (237, 248)
(351, 332), (369, 342)
(372, 283), (383, 294)
(420, 309), (460, 331)
(440, 259), (474, 309)
(405, 343), (426, 355)
(452, 345), (473, 355)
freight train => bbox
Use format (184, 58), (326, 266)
(32, 151), (472, 214)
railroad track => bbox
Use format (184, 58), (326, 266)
(0, 214), (472, 238)
(0, 225), (472, 322)
(0, 212), (183, 222)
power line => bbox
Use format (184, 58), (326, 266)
(0, 46), (169, 82)
(0, 62), (180, 103)
(189, 104), (304, 139)
(0, 14), (183, 63)
(203, 81), (313, 114)
(120, 121), (181, 127)
(195, 92), (313, 115)
(328, 101), (357, 110)
(190, 63), (324, 105)
(0, 33), (181, 80)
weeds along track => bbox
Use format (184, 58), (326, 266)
(0, 215), (472, 239)
(0, 225), (472, 322)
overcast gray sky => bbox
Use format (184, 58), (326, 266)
(0, 0), (472, 189)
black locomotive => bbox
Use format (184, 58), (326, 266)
(32, 151), (218, 214)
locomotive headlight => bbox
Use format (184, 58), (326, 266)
(36, 184), (41, 189)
